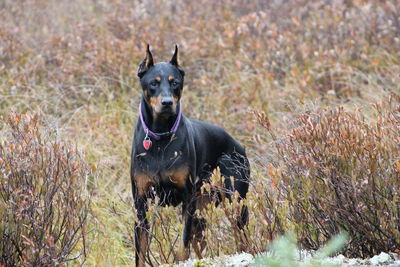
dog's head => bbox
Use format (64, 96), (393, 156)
(137, 44), (185, 118)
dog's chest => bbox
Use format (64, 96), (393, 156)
(135, 145), (190, 187)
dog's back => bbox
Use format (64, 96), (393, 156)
(186, 118), (250, 196)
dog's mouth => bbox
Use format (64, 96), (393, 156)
(148, 95), (179, 118)
(153, 104), (177, 117)
(163, 105), (174, 111)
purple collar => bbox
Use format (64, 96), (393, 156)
(139, 102), (182, 140)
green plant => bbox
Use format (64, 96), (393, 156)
(254, 232), (347, 267)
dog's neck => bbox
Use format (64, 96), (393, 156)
(140, 97), (179, 134)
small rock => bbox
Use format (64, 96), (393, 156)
(389, 252), (400, 261)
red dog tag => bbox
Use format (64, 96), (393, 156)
(143, 139), (152, 150)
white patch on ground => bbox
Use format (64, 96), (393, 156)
(171, 251), (400, 267)
(347, 258), (360, 266)
(322, 254), (346, 265)
(221, 253), (254, 267)
(369, 252), (393, 265)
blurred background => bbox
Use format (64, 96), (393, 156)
(1, 0), (399, 265)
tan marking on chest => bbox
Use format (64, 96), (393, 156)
(134, 173), (154, 196)
(166, 166), (189, 188)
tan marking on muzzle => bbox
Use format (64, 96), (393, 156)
(173, 96), (179, 106)
(149, 95), (163, 114)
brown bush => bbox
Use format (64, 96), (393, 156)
(258, 95), (400, 257)
(0, 112), (90, 266)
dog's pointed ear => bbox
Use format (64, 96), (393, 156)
(170, 44), (180, 66)
(170, 44), (185, 77)
(137, 44), (154, 78)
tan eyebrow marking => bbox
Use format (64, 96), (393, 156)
(168, 76), (174, 81)
(155, 76), (161, 82)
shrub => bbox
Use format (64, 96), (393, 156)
(0, 112), (90, 266)
(258, 95), (400, 257)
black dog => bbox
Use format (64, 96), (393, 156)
(130, 45), (250, 266)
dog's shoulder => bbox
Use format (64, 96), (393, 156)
(184, 118), (245, 154)
(185, 118), (228, 138)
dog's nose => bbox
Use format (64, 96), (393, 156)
(161, 97), (173, 106)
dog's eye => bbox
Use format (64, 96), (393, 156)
(150, 81), (158, 87)
(171, 81), (179, 87)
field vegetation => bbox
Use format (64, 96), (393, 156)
(1, 0), (399, 265)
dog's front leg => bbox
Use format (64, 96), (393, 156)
(132, 171), (153, 266)
(180, 184), (197, 262)
(134, 195), (150, 267)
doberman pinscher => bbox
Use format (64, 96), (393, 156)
(130, 45), (250, 266)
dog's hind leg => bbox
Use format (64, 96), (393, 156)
(217, 152), (250, 229)
(217, 152), (250, 252)
(179, 172), (199, 262)
(191, 216), (207, 258)
(190, 192), (215, 259)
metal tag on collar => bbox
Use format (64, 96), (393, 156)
(143, 129), (152, 150)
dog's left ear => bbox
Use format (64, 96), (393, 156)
(137, 44), (154, 78)
(170, 44), (185, 78)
